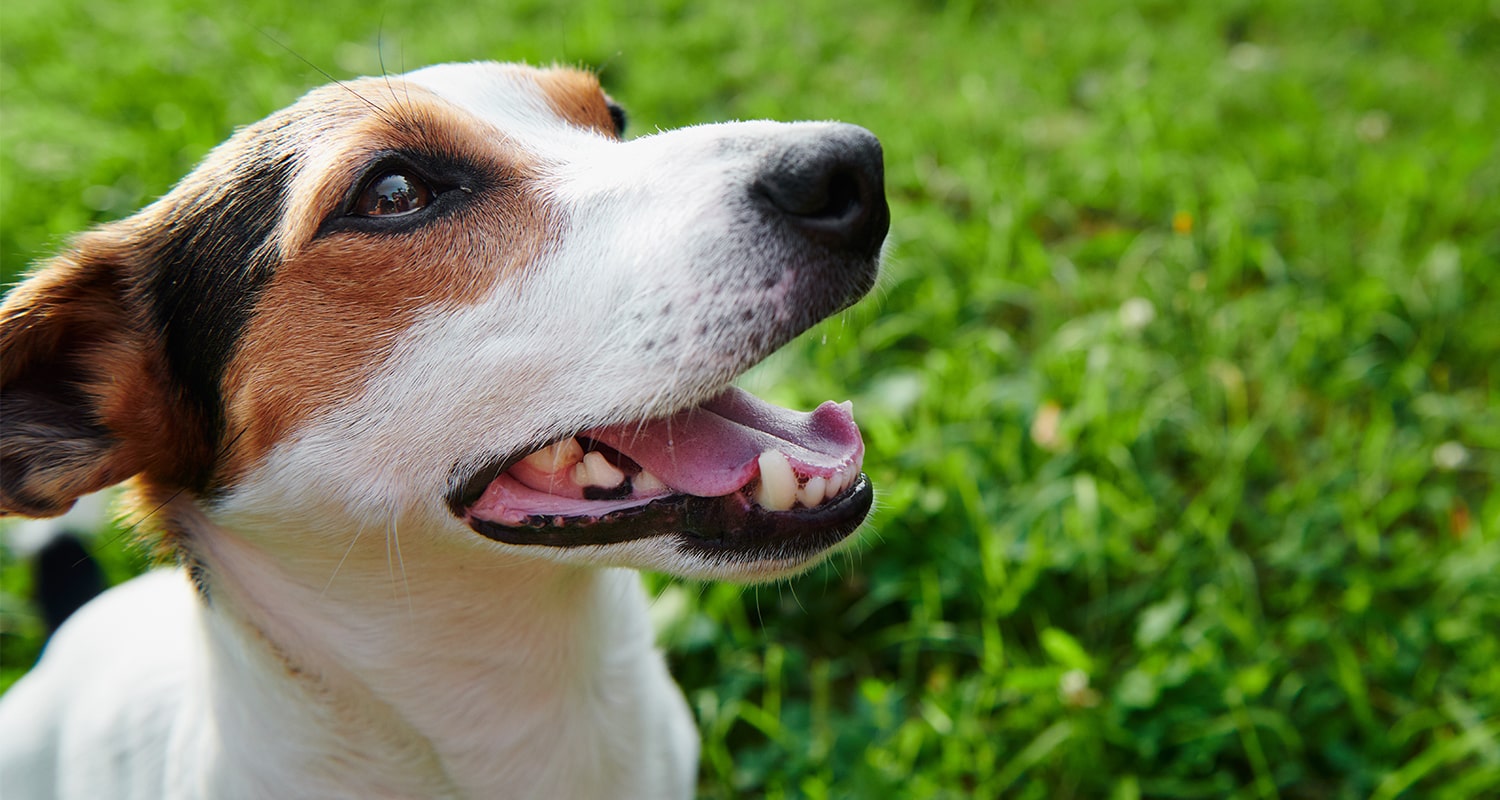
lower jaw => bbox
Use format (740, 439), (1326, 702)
(466, 474), (873, 563)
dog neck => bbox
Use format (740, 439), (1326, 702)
(168, 496), (690, 799)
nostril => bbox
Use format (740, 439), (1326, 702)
(814, 168), (862, 222)
(755, 161), (864, 221)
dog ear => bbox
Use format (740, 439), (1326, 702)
(1, 232), (177, 518)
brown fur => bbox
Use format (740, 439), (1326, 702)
(2, 67), (603, 517)
(218, 81), (563, 479)
(0, 229), (209, 518)
(533, 69), (620, 137)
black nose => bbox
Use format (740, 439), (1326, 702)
(755, 125), (889, 258)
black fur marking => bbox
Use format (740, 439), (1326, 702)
(142, 146), (295, 489)
(606, 101), (627, 137)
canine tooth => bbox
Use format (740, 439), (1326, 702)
(755, 450), (797, 511)
(633, 470), (666, 494)
(522, 438), (584, 474)
(798, 476), (827, 508)
(582, 451), (626, 488)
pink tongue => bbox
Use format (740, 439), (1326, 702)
(586, 387), (863, 497)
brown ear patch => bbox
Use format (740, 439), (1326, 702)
(1, 117), (303, 512)
(0, 236), (194, 517)
(0, 381), (122, 518)
(533, 68), (620, 137)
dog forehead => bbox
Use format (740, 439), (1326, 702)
(402, 62), (615, 143)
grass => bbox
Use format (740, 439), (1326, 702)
(3, 0), (1498, 796)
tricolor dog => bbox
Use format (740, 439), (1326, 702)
(0, 62), (886, 798)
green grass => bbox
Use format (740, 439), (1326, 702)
(3, 0), (1498, 797)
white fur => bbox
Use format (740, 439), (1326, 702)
(0, 62), (875, 798)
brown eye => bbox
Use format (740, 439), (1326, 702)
(354, 172), (432, 217)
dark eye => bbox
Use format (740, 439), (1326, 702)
(353, 171), (433, 217)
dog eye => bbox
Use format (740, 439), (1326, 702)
(353, 171), (433, 217)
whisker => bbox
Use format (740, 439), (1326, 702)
(400, 40), (413, 111)
(784, 578), (806, 614)
(389, 511), (414, 620)
(752, 583), (763, 629)
(258, 28), (396, 126)
(321, 520), (366, 597)
(375, 18), (415, 120)
(382, 515), (402, 611)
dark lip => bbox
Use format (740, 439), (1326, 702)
(465, 474), (873, 561)
(446, 453), (525, 518)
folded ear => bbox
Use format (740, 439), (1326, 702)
(1, 233), (178, 518)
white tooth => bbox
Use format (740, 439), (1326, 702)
(755, 450), (797, 511)
(633, 470), (666, 495)
(522, 438), (583, 474)
(797, 476), (827, 508)
(572, 463), (590, 487)
(835, 466), (854, 495)
(582, 451), (626, 488)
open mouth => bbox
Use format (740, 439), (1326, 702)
(454, 387), (872, 560)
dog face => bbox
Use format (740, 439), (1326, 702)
(0, 63), (886, 581)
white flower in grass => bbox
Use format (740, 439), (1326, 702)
(1059, 669), (1100, 708)
(1031, 401), (1065, 452)
(1433, 441), (1468, 471)
(1357, 111), (1391, 142)
(1228, 43), (1266, 71)
(1118, 297), (1156, 332)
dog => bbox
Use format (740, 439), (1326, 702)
(0, 61), (886, 798)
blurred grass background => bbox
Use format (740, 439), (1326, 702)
(2, 0), (1498, 797)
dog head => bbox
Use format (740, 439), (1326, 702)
(0, 62), (886, 581)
